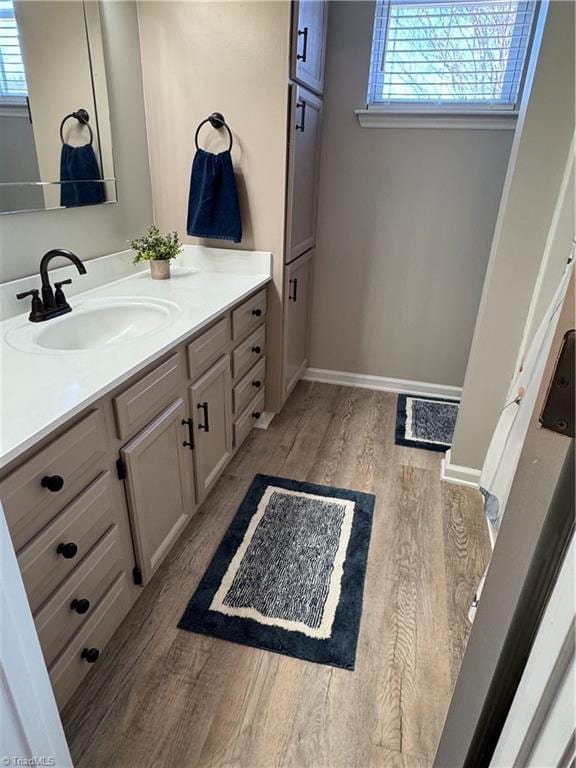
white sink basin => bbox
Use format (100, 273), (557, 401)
(7, 297), (180, 353)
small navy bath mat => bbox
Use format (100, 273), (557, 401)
(395, 395), (459, 452)
(178, 474), (375, 670)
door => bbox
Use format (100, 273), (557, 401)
(284, 250), (312, 398)
(285, 84), (323, 264)
(434, 269), (574, 767)
(189, 355), (233, 502)
(1, 503), (72, 767)
(290, 0), (328, 95)
(120, 398), (196, 585)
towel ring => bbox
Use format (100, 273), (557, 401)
(194, 112), (233, 152)
(60, 109), (93, 146)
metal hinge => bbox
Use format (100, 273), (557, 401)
(116, 457), (127, 480)
(540, 329), (575, 438)
(132, 566), (143, 585)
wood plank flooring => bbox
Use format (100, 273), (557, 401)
(62, 382), (491, 768)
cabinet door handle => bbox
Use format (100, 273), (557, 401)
(289, 278), (298, 302)
(252, 345), (262, 354)
(296, 101), (306, 132)
(252, 380), (262, 388)
(57, 542), (78, 559)
(70, 598), (90, 615)
(81, 647), (99, 664)
(197, 402), (210, 432)
(252, 308), (262, 317)
(252, 411), (262, 420)
(41, 474), (64, 492)
(182, 418), (195, 449)
(297, 26), (308, 62)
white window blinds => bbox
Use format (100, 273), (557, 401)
(0, 0), (27, 102)
(368, 0), (537, 110)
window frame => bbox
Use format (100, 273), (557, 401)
(361, 0), (541, 125)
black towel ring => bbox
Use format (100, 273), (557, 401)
(194, 112), (233, 152)
(60, 108), (93, 146)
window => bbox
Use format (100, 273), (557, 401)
(0, 0), (28, 103)
(367, 0), (537, 112)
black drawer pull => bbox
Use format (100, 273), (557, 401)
(41, 474), (64, 492)
(252, 380), (262, 388)
(198, 402), (210, 432)
(296, 101), (306, 132)
(70, 598), (90, 615)
(182, 418), (195, 450)
(289, 278), (298, 302)
(252, 345), (261, 354)
(57, 542), (78, 559)
(252, 411), (262, 420)
(252, 308), (262, 317)
(297, 26), (308, 62)
(81, 647), (99, 664)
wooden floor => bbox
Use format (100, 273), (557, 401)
(63, 382), (491, 768)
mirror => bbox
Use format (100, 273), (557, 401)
(0, 0), (116, 214)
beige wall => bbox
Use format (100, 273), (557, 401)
(137, 1), (291, 410)
(308, 0), (513, 388)
(450, 0), (575, 471)
(0, 0), (153, 283)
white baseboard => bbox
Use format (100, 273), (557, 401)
(302, 367), (462, 400)
(254, 411), (275, 430)
(441, 449), (481, 489)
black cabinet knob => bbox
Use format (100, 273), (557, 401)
(252, 346), (261, 354)
(252, 380), (262, 388)
(70, 598), (90, 614)
(41, 474), (64, 492)
(57, 542), (78, 559)
(252, 412), (261, 419)
(252, 308), (262, 317)
(80, 647), (99, 664)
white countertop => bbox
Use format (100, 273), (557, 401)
(0, 246), (271, 470)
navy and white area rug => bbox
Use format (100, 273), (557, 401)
(395, 394), (459, 452)
(178, 474), (375, 670)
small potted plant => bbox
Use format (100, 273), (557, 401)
(130, 225), (182, 280)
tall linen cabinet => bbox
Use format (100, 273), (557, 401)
(282, 0), (328, 401)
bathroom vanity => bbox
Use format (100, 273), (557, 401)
(0, 246), (271, 709)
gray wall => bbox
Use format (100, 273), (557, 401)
(0, 1), (153, 283)
(0, 112), (43, 212)
(308, 0), (514, 388)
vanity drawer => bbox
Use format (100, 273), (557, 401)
(234, 389), (265, 449)
(49, 571), (131, 710)
(34, 525), (124, 668)
(18, 472), (116, 614)
(0, 410), (108, 551)
(233, 358), (266, 416)
(114, 354), (183, 439)
(232, 289), (267, 341)
(187, 316), (231, 380)
(232, 325), (266, 380)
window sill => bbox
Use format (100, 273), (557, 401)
(0, 102), (28, 118)
(355, 109), (518, 131)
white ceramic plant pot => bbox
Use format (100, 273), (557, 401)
(150, 259), (170, 280)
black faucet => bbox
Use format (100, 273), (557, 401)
(17, 249), (87, 322)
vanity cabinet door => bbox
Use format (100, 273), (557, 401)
(120, 398), (196, 585)
(291, 0), (328, 95)
(189, 355), (233, 503)
(284, 250), (313, 398)
(285, 84), (323, 264)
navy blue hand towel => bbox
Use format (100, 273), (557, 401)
(60, 143), (105, 208)
(186, 149), (242, 243)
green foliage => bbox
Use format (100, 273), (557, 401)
(130, 225), (182, 263)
